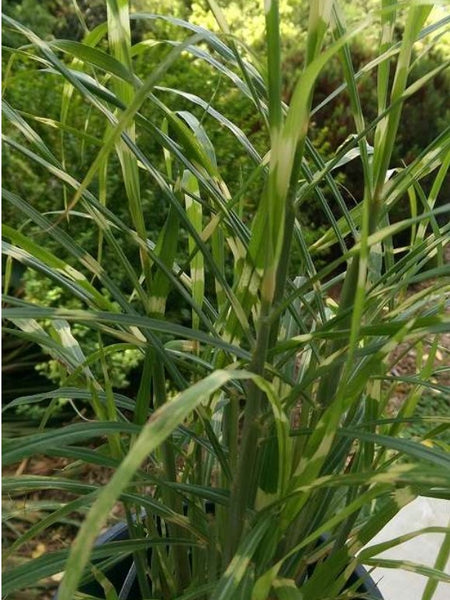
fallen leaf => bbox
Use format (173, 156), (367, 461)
(31, 542), (46, 559)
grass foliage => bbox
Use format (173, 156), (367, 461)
(2, 1), (450, 598)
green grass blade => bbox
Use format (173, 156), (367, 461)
(3, 537), (198, 596)
(55, 370), (256, 600)
(422, 517), (450, 600)
(2, 422), (141, 466)
(183, 170), (204, 330)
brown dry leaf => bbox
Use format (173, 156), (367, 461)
(31, 542), (46, 559)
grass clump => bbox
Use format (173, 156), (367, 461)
(2, 1), (450, 599)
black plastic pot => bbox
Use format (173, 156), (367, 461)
(54, 522), (383, 599)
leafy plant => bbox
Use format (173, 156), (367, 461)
(2, 1), (450, 599)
